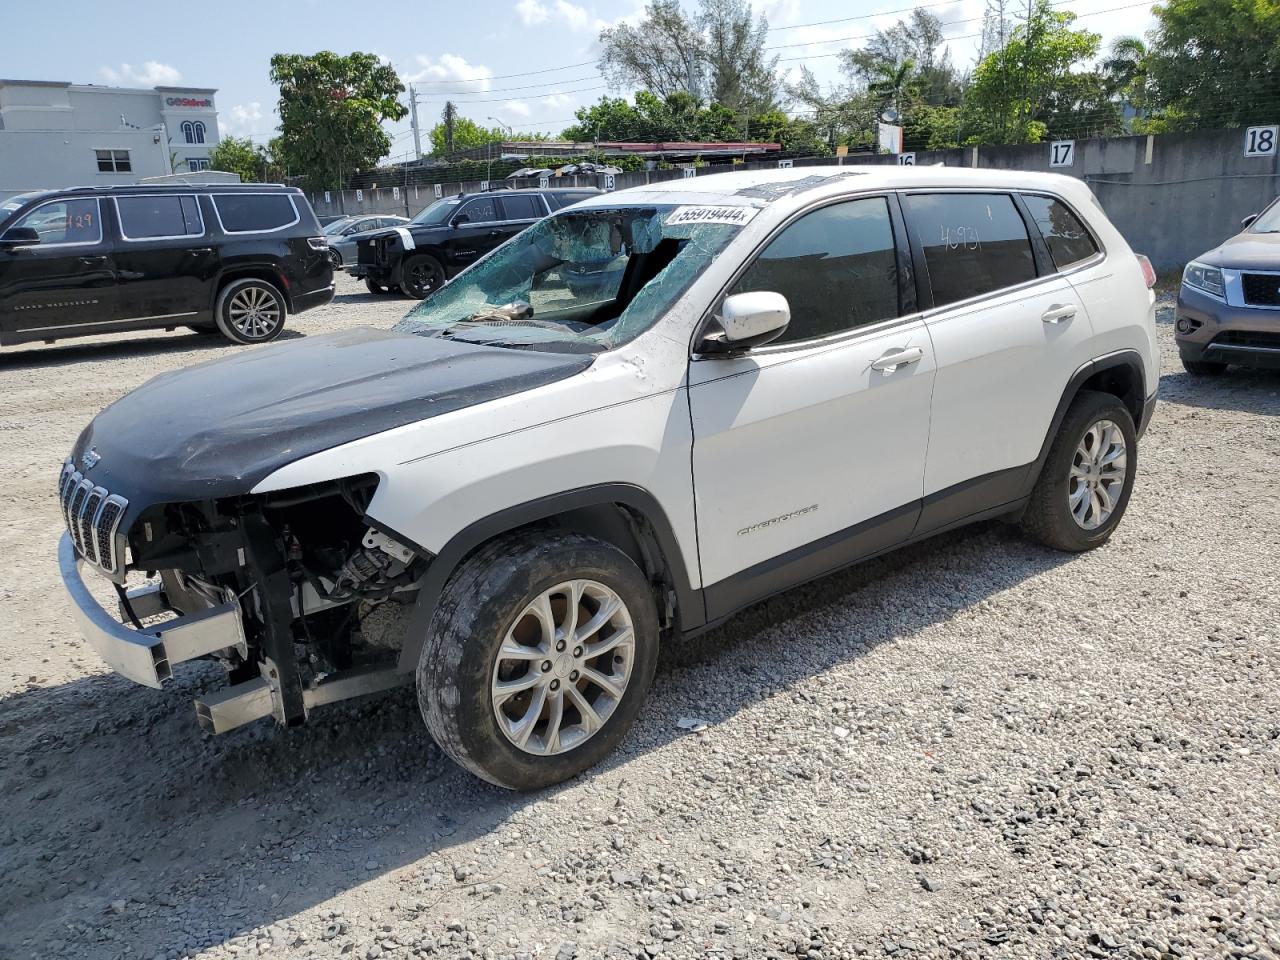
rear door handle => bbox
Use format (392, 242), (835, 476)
(1041, 303), (1077, 324)
(871, 346), (925, 373)
(185, 247), (214, 256)
(79, 255), (107, 265)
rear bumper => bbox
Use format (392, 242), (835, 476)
(58, 533), (245, 688)
(293, 283), (335, 315)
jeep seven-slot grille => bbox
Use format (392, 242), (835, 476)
(1241, 273), (1280, 308)
(58, 460), (129, 575)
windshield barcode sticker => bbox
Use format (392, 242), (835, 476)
(668, 205), (758, 226)
(395, 226), (416, 250)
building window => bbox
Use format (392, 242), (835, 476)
(188, 158), (211, 172)
(95, 149), (132, 173)
(182, 121), (207, 144)
(193, 121), (206, 144)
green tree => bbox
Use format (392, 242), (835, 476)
(269, 51), (407, 191)
(1145, 0), (1280, 129)
(208, 136), (263, 182)
(962, 0), (1115, 143)
(429, 115), (500, 155)
(698, 0), (779, 114)
(562, 90), (754, 142)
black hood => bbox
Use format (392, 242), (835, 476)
(72, 327), (592, 511)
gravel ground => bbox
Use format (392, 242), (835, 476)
(1, 278), (1278, 960)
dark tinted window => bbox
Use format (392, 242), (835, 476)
(501, 194), (542, 220)
(213, 194), (298, 232)
(11, 198), (101, 244)
(547, 192), (596, 210)
(1022, 194), (1098, 269)
(116, 195), (202, 238)
(904, 193), (1036, 306)
(731, 197), (899, 343)
(458, 198), (498, 223)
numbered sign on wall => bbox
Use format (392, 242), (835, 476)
(480, 180), (490, 191)
(1245, 125), (1277, 158)
(538, 177), (550, 189)
(355, 189), (364, 203)
(682, 167), (696, 178)
(897, 153), (916, 166)
(1050, 140), (1075, 167)
(603, 174), (616, 191)
(777, 159), (793, 169)
(323, 191), (331, 204)
(393, 186), (400, 200)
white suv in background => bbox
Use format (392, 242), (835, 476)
(58, 166), (1158, 790)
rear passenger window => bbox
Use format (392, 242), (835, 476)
(116, 195), (202, 238)
(730, 196), (900, 343)
(548, 192), (594, 211)
(903, 193), (1036, 307)
(501, 195), (542, 220)
(458, 198), (498, 223)
(213, 194), (298, 233)
(1022, 194), (1099, 269)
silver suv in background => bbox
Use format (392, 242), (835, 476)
(1176, 196), (1280, 374)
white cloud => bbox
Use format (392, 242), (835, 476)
(403, 53), (493, 94)
(512, 0), (606, 32)
(504, 100), (532, 118)
(99, 61), (182, 87)
(542, 92), (575, 109)
(223, 102), (264, 137)
(515, 0), (550, 25)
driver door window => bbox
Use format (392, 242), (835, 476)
(458, 198), (498, 224)
(10, 198), (103, 245)
(731, 196), (901, 344)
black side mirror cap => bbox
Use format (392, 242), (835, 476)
(0, 226), (40, 248)
(1241, 213), (1258, 229)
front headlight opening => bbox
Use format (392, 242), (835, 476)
(1183, 261), (1225, 298)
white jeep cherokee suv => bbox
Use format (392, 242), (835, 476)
(58, 167), (1158, 790)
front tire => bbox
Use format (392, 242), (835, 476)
(1021, 390), (1137, 552)
(214, 278), (287, 345)
(417, 531), (659, 790)
(1182, 358), (1227, 376)
(399, 255), (445, 299)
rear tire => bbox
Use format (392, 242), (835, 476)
(399, 255), (445, 299)
(417, 530), (659, 791)
(214, 278), (287, 345)
(1021, 390), (1137, 553)
(1182, 358), (1227, 376)
(365, 278), (398, 296)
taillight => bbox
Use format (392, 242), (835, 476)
(1136, 253), (1157, 289)
(307, 236), (328, 251)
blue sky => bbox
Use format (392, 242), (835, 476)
(3, 0), (1156, 157)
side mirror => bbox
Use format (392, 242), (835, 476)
(1241, 213), (1258, 229)
(0, 227), (41, 249)
(452, 214), (471, 227)
(700, 291), (790, 354)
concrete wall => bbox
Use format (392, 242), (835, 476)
(0, 129), (175, 198)
(308, 127), (1279, 270)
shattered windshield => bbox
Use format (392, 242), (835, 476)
(394, 203), (751, 353)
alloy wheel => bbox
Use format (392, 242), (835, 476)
(1068, 418), (1127, 530)
(227, 286), (282, 341)
(490, 579), (635, 756)
(406, 261), (442, 297)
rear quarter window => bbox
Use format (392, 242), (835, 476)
(212, 194), (299, 233)
(1021, 194), (1099, 269)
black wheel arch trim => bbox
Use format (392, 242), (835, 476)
(1023, 349), (1150, 499)
(393, 483), (703, 672)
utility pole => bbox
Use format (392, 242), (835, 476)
(409, 83), (423, 160)
(443, 101), (457, 157)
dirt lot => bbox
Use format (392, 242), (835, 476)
(1, 279), (1278, 960)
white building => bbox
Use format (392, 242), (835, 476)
(0, 79), (221, 200)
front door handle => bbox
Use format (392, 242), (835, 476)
(79, 255), (107, 266)
(185, 247), (214, 256)
(1041, 303), (1077, 324)
(871, 346), (925, 373)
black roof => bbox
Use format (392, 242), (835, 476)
(20, 183), (302, 199)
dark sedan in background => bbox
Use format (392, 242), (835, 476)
(1177, 197), (1280, 374)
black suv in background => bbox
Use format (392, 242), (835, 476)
(0, 184), (333, 348)
(355, 187), (600, 297)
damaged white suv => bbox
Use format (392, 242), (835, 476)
(58, 167), (1159, 790)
